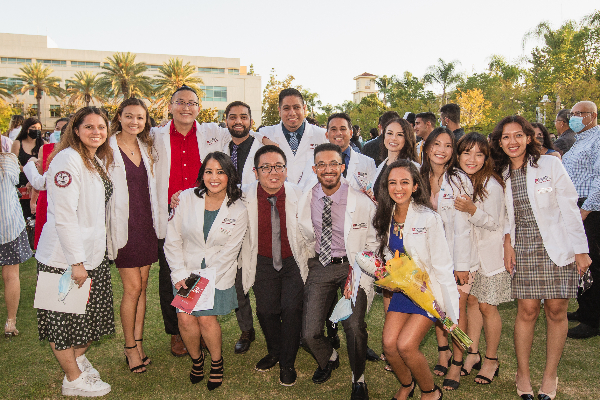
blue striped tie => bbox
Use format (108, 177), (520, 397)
(288, 132), (299, 155)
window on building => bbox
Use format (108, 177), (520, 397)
(1, 57), (32, 64)
(198, 67), (225, 74)
(147, 64), (162, 71)
(217, 110), (225, 120)
(200, 86), (227, 102)
(228, 69), (239, 75)
(0, 77), (24, 93)
(71, 61), (101, 68)
(50, 105), (61, 117)
(29, 90), (35, 96)
(40, 59), (66, 66)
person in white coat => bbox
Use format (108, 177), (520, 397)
(298, 143), (378, 400)
(453, 133), (510, 386)
(256, 88), (328, 186)
(35, 107), (114, 397)
(151, 85), (234, 357)
(375, 159), (458, 400)
(107, 98), (159, 373)
(165, 151), (248, 391)
(239, 145), (307, 386)
(420, 127), (474, 387)
(490, 116), (591, 400)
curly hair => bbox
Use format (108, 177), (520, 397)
(489, 115), (540, 179)
(379, 118), (418, 162)
(194, 152), (242, 206)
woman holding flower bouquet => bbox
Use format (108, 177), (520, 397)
(375, 159), (460, 400)
(490, 116), (591, 400)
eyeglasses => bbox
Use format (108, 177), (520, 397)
(171, 100), (199, 108)
(567, 111), (592, 118)
(315, 162), (343, 171)
(257, 164), (286, 174)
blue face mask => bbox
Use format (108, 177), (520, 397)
(569, 116), (586, 133)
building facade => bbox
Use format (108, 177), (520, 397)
(352, 72), (378, 103)
(0, 33), (261, 128)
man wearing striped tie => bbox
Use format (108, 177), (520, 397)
(297, 143), (379, 400)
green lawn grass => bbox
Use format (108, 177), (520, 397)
(1, 257), (598, 399)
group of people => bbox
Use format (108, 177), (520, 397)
(0, 84), (598, 400)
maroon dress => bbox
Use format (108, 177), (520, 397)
(114, 149), (158, 269)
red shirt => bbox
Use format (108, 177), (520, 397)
(257, 185), (293, 260)
(168, 122), (201, 202)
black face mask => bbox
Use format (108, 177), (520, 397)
(28, 129), (41, 139)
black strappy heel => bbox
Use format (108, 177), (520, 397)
(190, 352), (205, 384)
(124, 344), (146, 373)
(433, 345), (452, 376)
(135, 338), (151, 366)
(207, 356), (223, 390)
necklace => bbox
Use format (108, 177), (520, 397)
(118, 136), (136, 156)
(392, 220), (404, 238)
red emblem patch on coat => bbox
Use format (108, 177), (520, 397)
(54, 171), (72, 188)
(168, 208), (175, 221)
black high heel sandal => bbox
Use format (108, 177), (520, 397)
(433, 345), (452, 376)
(422, 384), (443, 399)
(135, 338), (151, 366)
(207, 357), (223, 391)
(475, 356), (500, 385)
(391, 378), (415, 399)
(124, 344), (146, 373)
(190, 352), (205, 384)
(460, 350), (481, 376)
(442, 359), (463, 391)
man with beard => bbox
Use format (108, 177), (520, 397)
(298, 143), (378, 400)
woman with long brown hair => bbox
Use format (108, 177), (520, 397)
(107, 98), (159, 374)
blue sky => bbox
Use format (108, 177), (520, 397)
(2, 0), (598, 107)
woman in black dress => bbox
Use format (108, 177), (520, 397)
(108, 98), (158, 373)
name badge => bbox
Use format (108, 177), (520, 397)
(442, 193), (454, 200)
(206, 138), (218, 146)
(537, 187), (552, 194)
(412, 227), (427, 234)
(222, 218), (236, 225)
(357, 171), (368, 178)
(309, 143), (317, 150)
(535, 176), (551, 184)
(352, 223), (367, 229)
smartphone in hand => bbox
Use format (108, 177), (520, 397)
(177, 273), (201, 298)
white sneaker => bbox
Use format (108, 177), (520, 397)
(76, 355), (100, 378)
(62, 371), (111, 397)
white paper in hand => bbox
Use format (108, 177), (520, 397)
(192, 267), (216, 312)
(34, 271), (91, 314)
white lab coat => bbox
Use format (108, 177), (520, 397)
(239, 181), (308, 293)
(436, 171), (476, 272)
(23, 159), (46, 191)
(222, 135), (262, 185)
(106, 135), (160, 260)
(151, 121), (231, 239)
(468, 177), (506, 277)
(36, 148), (108, 270)
(503, 155), (588, 266)
(383, 201), (460, 323)
(297, 179), (379, 308)
(164, 190), (248, 290)
(299, 148), (376, 192)
(257, 122), (328, 186)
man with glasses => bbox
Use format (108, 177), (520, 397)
(298, 143), (378, 399)
(553, 109), (575, 154)
(238, 145), (307, 386)
(562, 101), (600, 339)
(152, 85), (234, 357)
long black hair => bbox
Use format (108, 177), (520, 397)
(419, 126), (465, 195)
(194, 151), (242, 206)
(373, 159), (432, 260)
(15, 117), (44, 157)
(379, 117), (418, 162)
(489, 115), (540, 178)
(530, 122), (554, 150)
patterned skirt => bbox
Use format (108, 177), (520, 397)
(0, 228), (33, 265)
(471, 271), (512, 306)
(37, 258), (115, 350)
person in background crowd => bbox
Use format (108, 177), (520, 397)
(376, 160), (457, 400)
(298, 143), (378, 400)
(11, 117), (46, 219)
(490, 115), (591, 400)
(1, 133), (12, 153)
(454, 132), (509, 386)
(239, 145), (307, 386)
(440, 103), (464, 141)
(414, 112), (436, 163)
(108, 98), (159, 374)
(7, 115), (24, 141)
(256, 88), (328, 187)
(552, 109), (575, 155)
(165, 152), (248, 391)
(369, 128), (378, 140)
(350, 125), (363, 153)
(1, 148), (33, 338)
(403, 112), (416, 128)
(562, 101), (600, 340)
(35, 107), (115, 397)
(361, 111), (401, 167)
(531, 122), (561, 160)
(420, 127), (474, 391)
(49, 118), (70, 144)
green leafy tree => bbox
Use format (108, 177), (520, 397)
(197, 108), (220, 124)
(348, 94), (387, 135)
(423, 58), (462, 105)
(0, 99), (17, 133)
(15, 62), (63, 119)
(375, 75), (396, 106)
(261, 69), (298, 126)
(97, 52), (152, 100)
(66, 71), (104, 107)
(388, 71), (437, 113)
(153, 58), (204, 115)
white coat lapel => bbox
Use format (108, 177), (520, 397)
(344, 186), (356, 244)
(162, 122), (172, 173)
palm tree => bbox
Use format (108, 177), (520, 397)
(375, 75), (396, 106)
(423, 59), (462, 105)
(97, 52), (152, 99)
(66, 71), (104, 107)
(0, 77), (14, 100)
(152, 58), (203, 113)
(15, 62), (63, 119)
